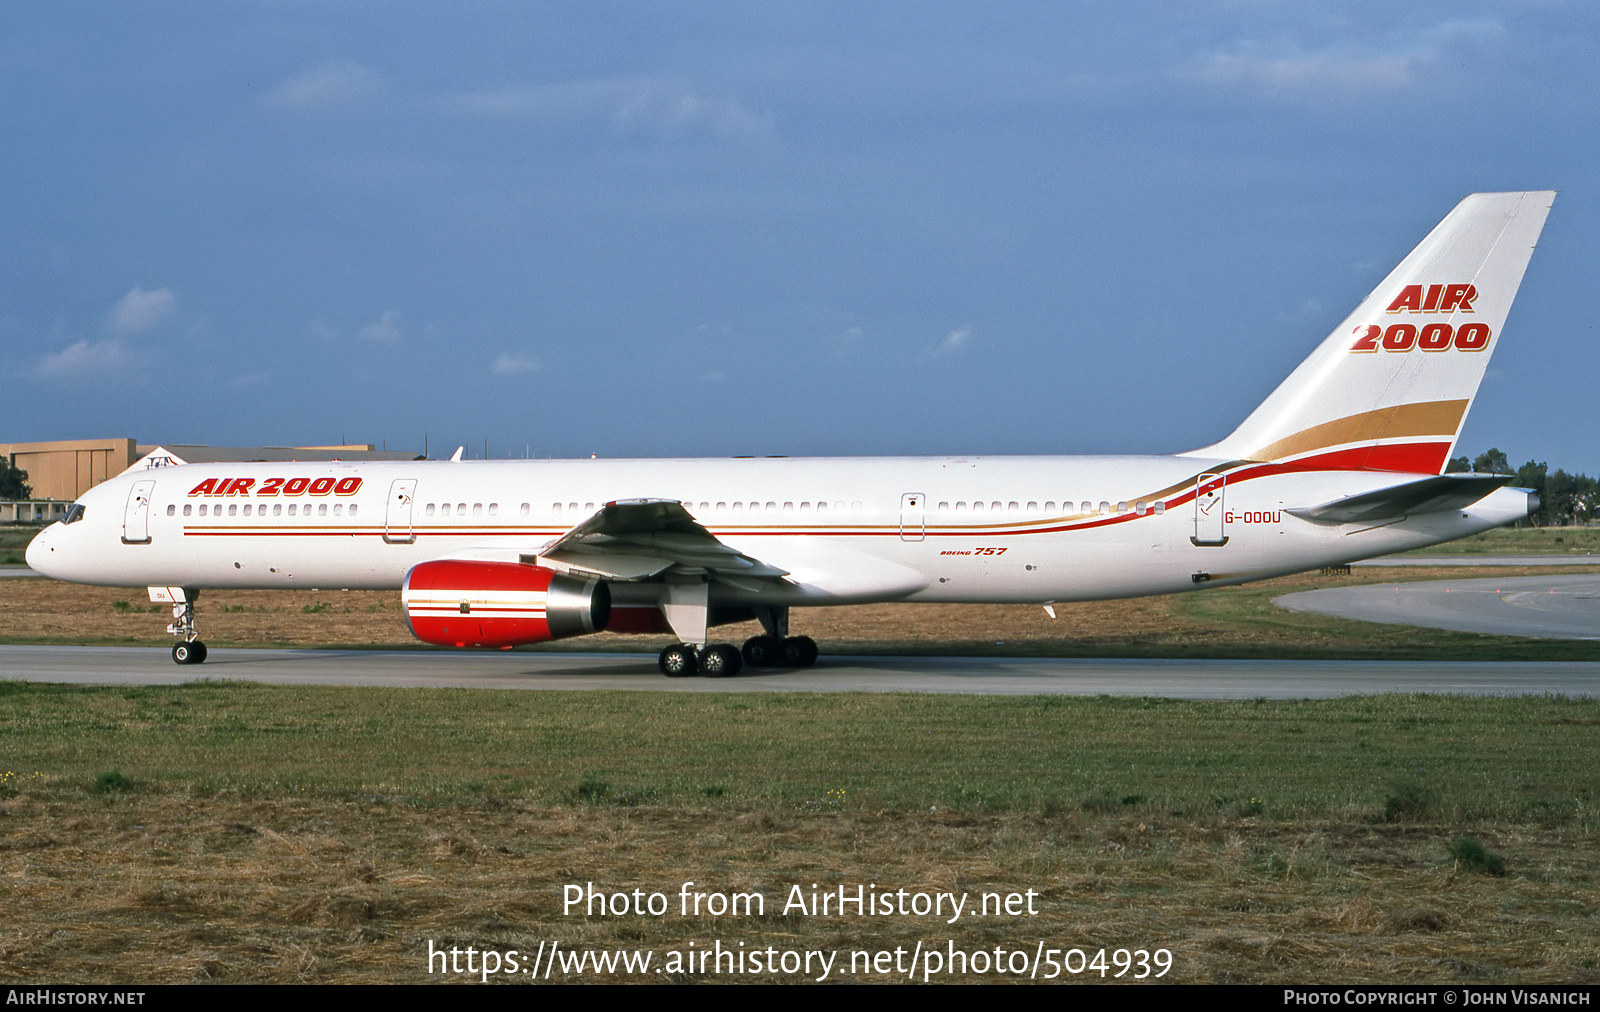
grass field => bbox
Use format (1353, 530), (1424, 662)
(1402, 526), (1600, 555)
(0, 526), (35, 565)
(0, 684), (1595, 984)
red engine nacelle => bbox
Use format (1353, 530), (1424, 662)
(401, 560), (610, 648)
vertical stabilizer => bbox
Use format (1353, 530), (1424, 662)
(1186, 191), (1554, 473)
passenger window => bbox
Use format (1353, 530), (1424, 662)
(732, 502), (743, 512)
(1135, 501), (1146, 515)
(783, 502), (793, 513)
(800, 502), (810, 512)
(474, 503), (483, 516)
(242, 504), (252, 516)
(183, 504), (191, 516)
(1099, 501), (1110, 513)
(520, 503), (530, 516)
(426, 503), (436, 515)
(273, 504), (282, 516)
(1155, 501), (1166, 515)
(955, 502), (966, 512)
(584, 503), (594, 511)
(938, 502), (949, 512)
(348, 504), (357, 516)
(228, 504), (238, 516)
(851, 502), (862, 514)
(716, 502), (727, 511)
(488, 503), (498, 516)
(816, 501), (827, 513)
(1045, 501), (1055, 512)
(1081, 502), (1092, 514)
(459, 503), (468, 514)
(1027, 501), (1037, 511)
(319, 504), (328, 516)
(765, 502), (776, 513)
(287, 504), (296, 516)
(552, 503), (561, 514)
(334, 504), (343, 516)
(1008, 502), (1019, 512)
(1117, 501), (1129, 513)
(167, 504), (175, 516)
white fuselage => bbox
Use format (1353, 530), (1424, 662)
(26, 454), (1530, 608)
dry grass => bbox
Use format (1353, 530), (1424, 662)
(1, 796), (1594, 984)
(1, 686), (1597, 984)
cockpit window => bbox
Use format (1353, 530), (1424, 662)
(62, 503), (86, 525)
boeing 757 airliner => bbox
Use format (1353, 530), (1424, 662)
(28, 192), (1554, 676)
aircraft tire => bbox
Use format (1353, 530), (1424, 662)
(781, 635), (818, 667)
(699, 644), (743, 678)
(659, 643), (698, 677)
(741, 636), (781, 667)
(172, 641), (207, 665)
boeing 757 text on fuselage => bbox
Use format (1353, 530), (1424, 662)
(28, 192), (1553, 676)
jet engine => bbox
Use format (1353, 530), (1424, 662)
(401, 560), (610, 648)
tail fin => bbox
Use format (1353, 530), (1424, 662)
(1186, 191), (1554, 473)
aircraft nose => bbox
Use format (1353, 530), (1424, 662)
(25, 527), (56, 575)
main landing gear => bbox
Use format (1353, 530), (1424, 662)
(166, 593), (208, 665)
(655, 637), (819, 678)
(655, 604), (819, 678)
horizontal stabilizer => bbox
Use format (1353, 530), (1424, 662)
(1287, 473), (1518, 524)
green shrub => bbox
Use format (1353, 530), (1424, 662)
(1448, 837), (1506, 876)
(94, 769), (133, 794)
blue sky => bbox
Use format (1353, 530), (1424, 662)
(3, 3), (1595, 472)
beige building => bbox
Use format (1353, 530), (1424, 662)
(2, 439), (417, 503)
(0, 439), (139, 502)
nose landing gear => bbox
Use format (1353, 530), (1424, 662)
(158, 589), (208, 665)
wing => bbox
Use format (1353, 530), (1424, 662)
(1286, 473), (1518, 525)
(527, 499), (790, 592)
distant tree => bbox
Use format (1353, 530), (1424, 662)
(1541, 469), (1598, 527)
(1473, 448), (1511, 474)
(1454, 448), (1597, 527)
(1574, 474), (1599, 526)
(1515, 459), (1549, 526)
(0, 460), (30, 500)
(1446, 455), (1471, 473)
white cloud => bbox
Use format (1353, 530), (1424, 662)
(1183, 19), (1503, 101)
(358, 310), (403, 343)
(491, 354), (539, 376)
(36, 338), (140, 378)
(108, 286), (175, 335)
(454, 78), (772, 139)
(266, 61), (386, 110)
(935, 326), (971, 355)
